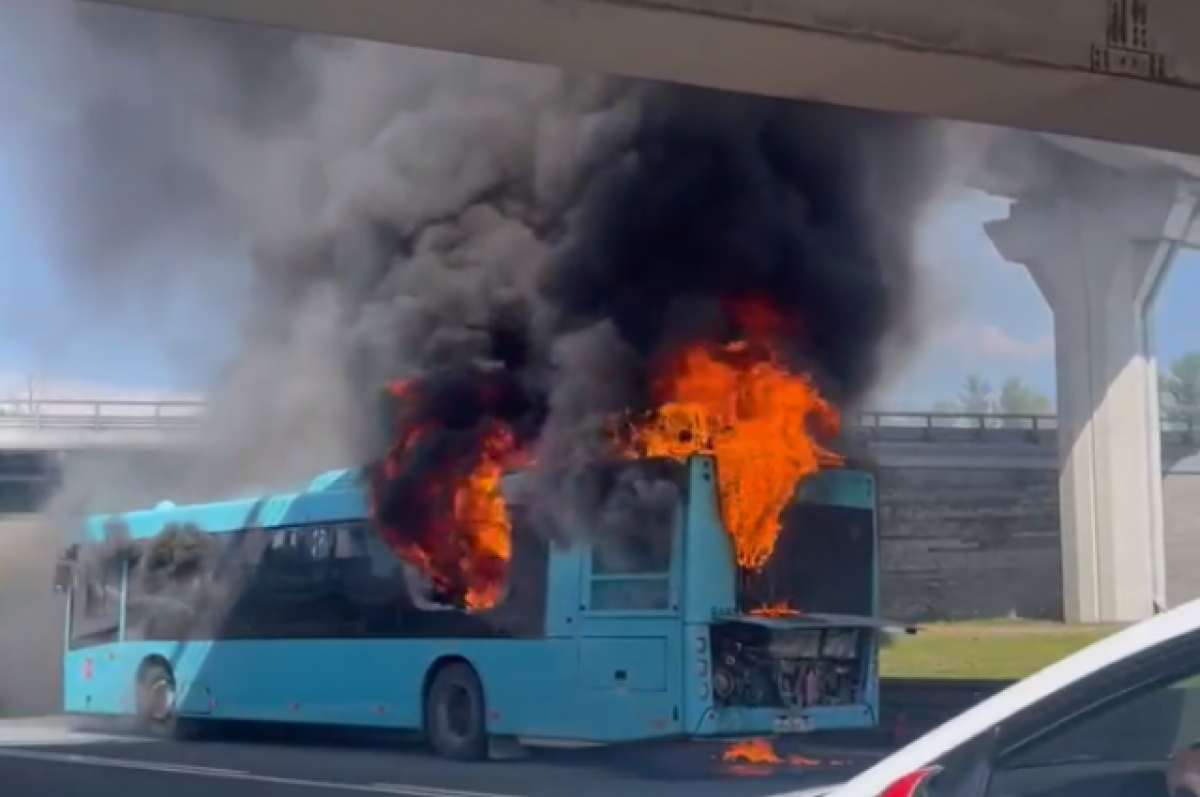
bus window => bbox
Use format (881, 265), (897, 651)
(589, 465), (679, 576)
(585, 462), (681, 612)
(589, 578), (672, 611)
(304, 527), (334, 560)
(333, 525), (365, 559)
(69, 558), (120, 649)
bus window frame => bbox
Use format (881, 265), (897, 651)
(580, 503), (683, 616)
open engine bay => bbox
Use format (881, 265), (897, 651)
(709, 620), (867, 709)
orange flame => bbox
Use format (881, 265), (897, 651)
(372, 380), (527, 610)
(723, 738), (782, 764)
(749, 601), (800, 617)
(619, 300), (841, 569)
(721, 738), (846, 767)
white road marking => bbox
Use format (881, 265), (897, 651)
(0, 725), (147, 747)
(0, 747), (519, 796)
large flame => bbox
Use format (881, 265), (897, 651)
(371, 380), (527, 610)
(618, 300), (842, 569)
(369, 299), (838, 607)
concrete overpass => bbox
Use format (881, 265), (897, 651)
(81, 0), (1200, 156)
(52, 0), (1200, 622)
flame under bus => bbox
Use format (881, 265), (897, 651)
(54, 456), (902, 752)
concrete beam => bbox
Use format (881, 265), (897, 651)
(82, 0), (1200, 156)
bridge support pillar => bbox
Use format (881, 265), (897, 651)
(985, 173), (1189, 622)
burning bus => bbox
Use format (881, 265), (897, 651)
(54, 454), (898, 758)
(52, 299), (907, 758)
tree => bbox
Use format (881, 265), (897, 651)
(996, 377), (1053, 415)
(957, 375), (995, 415)
(1160, 353), (1200, 422)
(930, 375), (1052, 427)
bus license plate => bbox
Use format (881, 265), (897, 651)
(774, 715), (811, 733)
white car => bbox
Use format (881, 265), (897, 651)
(791, 599), (1200, 797)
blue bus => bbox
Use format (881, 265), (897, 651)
(53, 456), (901, 759)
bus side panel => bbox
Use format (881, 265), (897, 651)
(65, 638), (583, 738)
(570, 617), (683, 742)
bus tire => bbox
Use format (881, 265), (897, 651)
(135, 660), (178, 736)
(424, 661), (488, 761)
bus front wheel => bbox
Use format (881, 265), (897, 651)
(135, 660), (177, 735)
(424, 661), (488, 761)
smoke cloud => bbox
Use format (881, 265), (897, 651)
(4, 2), (948, 514)
(5, 7), (952, 565)
(0, 0), (955, 707)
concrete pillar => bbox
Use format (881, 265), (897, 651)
(985, 171), (1183, 622)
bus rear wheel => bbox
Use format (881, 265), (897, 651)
(424, 662), (488, 761)
(135, 661), (177, 736)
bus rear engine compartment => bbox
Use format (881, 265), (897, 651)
(709, 621), (866, 709)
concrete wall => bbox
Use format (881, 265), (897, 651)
(1163, 449), (1200, 609)
(871, 441), (1200, 621)
(877, 464), (1062, 621)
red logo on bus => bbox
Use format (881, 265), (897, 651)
(82, 658), (94, 680)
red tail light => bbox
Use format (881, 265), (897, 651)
(879, 766), (941, 797)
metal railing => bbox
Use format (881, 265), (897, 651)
(857, 410), (1058, 435)
(0, 399), (203, 431)
(0, 400), (1196, 444)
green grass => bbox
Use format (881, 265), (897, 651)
(880, 621), (1120, 680)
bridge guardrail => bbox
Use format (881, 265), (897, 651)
(0, 401), (1198, 444)
(0, 400), (203, 431)
(856, 411), (1058, 444)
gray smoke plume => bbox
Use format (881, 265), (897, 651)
(0, 0), (954, 705)
(2, 2), (949, 595)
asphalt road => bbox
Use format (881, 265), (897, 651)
(0, 718), (879, 797)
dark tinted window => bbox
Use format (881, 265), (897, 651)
(741, 503), (874, 616)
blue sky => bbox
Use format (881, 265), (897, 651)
(0, 168), (1197, 408)
(880, 188), (1200, 410)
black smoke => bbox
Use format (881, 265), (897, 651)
(7, 4), (946, 542)
(367, 84), (944, 565)
(539, 87), (941, 436)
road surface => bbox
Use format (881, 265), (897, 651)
(0, 717), (877, 797)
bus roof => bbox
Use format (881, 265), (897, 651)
(82, 468), (368, 541)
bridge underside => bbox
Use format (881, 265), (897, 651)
(86, 0), (1200, 156)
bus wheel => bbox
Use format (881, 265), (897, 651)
(136, 661), (177, 735)
(424, 662), (488, 761)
